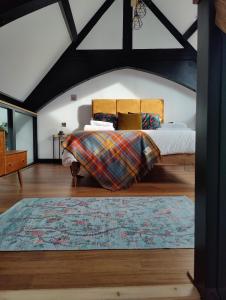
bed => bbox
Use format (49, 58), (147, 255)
(62, 99), (195, 189)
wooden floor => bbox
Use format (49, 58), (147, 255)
(0, 163), (195, 291)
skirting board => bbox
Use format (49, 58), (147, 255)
(0, 284), (200, 300)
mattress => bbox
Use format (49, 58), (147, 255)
(62, 128), (195, 167)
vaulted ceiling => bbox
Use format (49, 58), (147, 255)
(0, 0), (198, 111)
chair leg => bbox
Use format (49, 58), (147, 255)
(71, 176), (77, 187)
(70, 162), (80, 188)
(17, 170), (23, 187)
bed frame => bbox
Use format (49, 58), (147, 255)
(70, 99), (195, 186)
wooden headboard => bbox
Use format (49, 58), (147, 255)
(92, 99), (164, 122)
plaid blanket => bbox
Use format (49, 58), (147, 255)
(63, 131), (160, 191)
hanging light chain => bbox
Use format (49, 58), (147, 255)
(132, 0), (146, 30)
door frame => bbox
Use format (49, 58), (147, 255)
(195, 0), (226, 298)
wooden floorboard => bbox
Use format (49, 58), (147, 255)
(0, 163), (195, 291)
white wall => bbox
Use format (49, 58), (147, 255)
(38, 69), (196, 159)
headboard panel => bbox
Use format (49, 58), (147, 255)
(141, 99), (164, 122)
(116, 99), (140, 113)
(92, 99), (164, 122)
(92, 99), (116, 115)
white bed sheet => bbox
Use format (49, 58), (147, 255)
(62, 128), (195, 167)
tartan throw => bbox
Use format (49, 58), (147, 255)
(63, 131), (160, 191)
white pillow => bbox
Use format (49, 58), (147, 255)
(90, 120), (114, 127)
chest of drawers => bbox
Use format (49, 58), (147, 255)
(0, 131), (27, 186)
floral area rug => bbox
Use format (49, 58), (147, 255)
(0, 196), (194, 251)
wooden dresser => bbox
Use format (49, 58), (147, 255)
(0, 131), (27, 186)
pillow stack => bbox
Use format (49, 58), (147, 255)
(84, 120), (115, 131)
(92, 112), (161, 130)
(93, 113), (118, 129)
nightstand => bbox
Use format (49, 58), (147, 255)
(52, 134), (66, 159)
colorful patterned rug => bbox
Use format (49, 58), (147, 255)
(0, 196), (194, 251)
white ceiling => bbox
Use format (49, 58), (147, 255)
(152, 0), (197, 34)
(78, 0), (123, 50)
(0, 0), (197, 101)
(0, 3), (71, 101)
(133, 7), (182, 49)
(69, 0), (106, 33)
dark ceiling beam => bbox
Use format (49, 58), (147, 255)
(123, 0), (133, 50)
(73, 0), (116, 49)
(0, 0), (58, 27)
(183, 20), (198, 40)
(58, 0), (77, 42)
(0, 91), (29, 110)
(0, 1), (28, 14)
(142, 0), (196, 53)
(25, 49), (197, 112)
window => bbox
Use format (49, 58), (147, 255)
(15, 112), (34, 164)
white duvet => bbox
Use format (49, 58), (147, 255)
(143, 128), (195, 155)
(62, 128), (195, 167)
